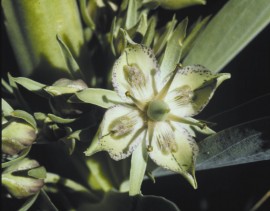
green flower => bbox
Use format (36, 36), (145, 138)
(80, 42), (230, 191)
(2, 158), (46, 199)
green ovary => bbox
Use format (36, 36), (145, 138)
(147, 100), (170, 121)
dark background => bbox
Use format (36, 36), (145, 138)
(1, 0), (270, 210)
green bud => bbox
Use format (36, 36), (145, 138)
(2, 119), (37, 155)
(44, 78), (88, 96)
(2, 158), (46, 199)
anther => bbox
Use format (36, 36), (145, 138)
(147, 145), (153, 152)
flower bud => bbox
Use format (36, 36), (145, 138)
(2, 158), (46, 199)
(2, 119), (37, 155)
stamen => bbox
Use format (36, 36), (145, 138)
(155, 64), (182, 100)
(125, 91), (146, 111)
(147, 121), (155, 152)
(168, 114), (206, 129)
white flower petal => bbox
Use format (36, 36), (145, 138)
(112, 44), (160, 103)
(147, 121), (198, 188)
(98, 105), (145, 160)
(165, 65), (230, 117)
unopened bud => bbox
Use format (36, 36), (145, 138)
(2, 119), (37, 155)
(2, 158), (46, 199)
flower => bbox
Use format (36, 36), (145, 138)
(82, 42), (230, 189)
(2, 158), (46, 199)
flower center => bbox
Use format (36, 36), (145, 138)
(147, 100), (170, 121)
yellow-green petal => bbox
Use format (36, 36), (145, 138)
(165, 65), (230, 117)
(96, 105), (145, 160)
(147, 121), (198, 188)
(112, 44), (159, 103)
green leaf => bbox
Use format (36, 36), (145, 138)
(13, 77), (46, 91)
(2, 0), (85, 78)
(154, 15), (177, 57)
(2, 147), (31, 168)
(129, 142), (148, 196)
(28, 166), (47, 179)
(183, 0), (270, 73)
(70, 88), (123, 108)
(196, 117), (270, 170)
(79, 0), (95, 30)
(8, 73), (30, 111)
(2, 99), (14, 116)
(125, 0), (138, 29)
(181, 16), (210, 59)
(18, 192), (39, 211)
(44, 86), (80, 96)
(56, 34), (84, 79)
(160, 18), (188, 79)
(12, 77), (48, 98)
(142, 15), (157, 47)
(47, 114), (76, 124)
(11, 110), (37, 129)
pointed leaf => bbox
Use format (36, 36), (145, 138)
(184, 0), (270, 73)
(56, 34), (83, 79)
(11, 110), (37, 129)
(160, 18), (188, 79)
(70, 88), (123, 108)
(47, 114), (76, 124)
(2, 99), (14, 116)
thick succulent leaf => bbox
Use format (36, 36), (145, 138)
(2, 0), (84, 78)
(78, 191), (180, 211)
(160, 18), (188, 80)
(142, 15), (157, 47)
(12, 76), (49, 98)
(112, 44), (159, 102)
(152, 117), (270, 177)
(85, 105), (145, 160)
(164, 65), (230, 117)
(154, 15), (177, 57)
(129, 140), (148, 196)
(11, 110), (37, 129)
(158, 0), (206, 10)
(13, 77), (46, 92)
(56, 35), (84, 79)
(181, 16), (210, 59)
(47, 114), (76, 124)
(125, 0), (138, 29)
(70, 88), (123, 108)
(79, 0), (95, 30)
(2, 98), (14, 116)
(147, 121), (198, 188)
(183, 0), (270, 73)
(2, 147), (31, 168)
